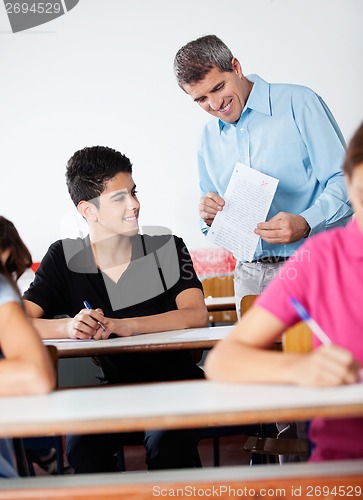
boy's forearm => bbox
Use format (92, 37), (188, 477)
(29, 317), (71, 339)
(112, 308), (209, 337)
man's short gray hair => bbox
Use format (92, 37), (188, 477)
(174, 35), (234, 88)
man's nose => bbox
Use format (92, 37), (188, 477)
(209, 95), (223, 112)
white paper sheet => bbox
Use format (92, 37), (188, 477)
(207, 163), (279, 262)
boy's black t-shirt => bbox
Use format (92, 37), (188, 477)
(23, 234), (204, 383)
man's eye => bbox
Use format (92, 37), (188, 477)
(115, 196), (125, 202)
(197, 97), (206, 104)
(132, 190), (138, 197)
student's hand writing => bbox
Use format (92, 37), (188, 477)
(95, 317), (133, 339)
(291, 345), (360, 387)
(255, 212), (309, 244)
(68, 308), (107, 340)
(199, 192), (225, 226)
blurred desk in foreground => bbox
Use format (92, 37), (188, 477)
(0, 379), (362, 439)
(1, 460), (362, 500)
(43, 326), (233, 358)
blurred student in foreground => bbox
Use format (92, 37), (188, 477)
(205, 122), (363, 462)
(0, 216), (55, 477)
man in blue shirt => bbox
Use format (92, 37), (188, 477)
(174, 35), (352, 315)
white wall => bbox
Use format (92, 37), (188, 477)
(1, 0), (362, 261)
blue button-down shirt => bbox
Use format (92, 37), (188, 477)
(198, 74), (352, 260)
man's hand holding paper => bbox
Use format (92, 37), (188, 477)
(206, 163), (279, 262)
(199, 192), (225, 226)
(255, 212), (310, 244)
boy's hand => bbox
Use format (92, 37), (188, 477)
(68, 307), (107, 340)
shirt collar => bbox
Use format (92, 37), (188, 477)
(345, 218), (363, 260)
(218, 74), (271, 133)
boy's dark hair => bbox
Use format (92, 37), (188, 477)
(66, 146), (133, 207)
(174, 34), (234, 88)
(0, 216), (32, 280)
(344, 122), (363, 178)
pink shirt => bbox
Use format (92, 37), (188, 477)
(257, 219), (363, 461)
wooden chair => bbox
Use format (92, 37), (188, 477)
(241, 295), (311, 460)
(202, 276), (237, 324)
(240, 294), (258, 315)
(282, 321), (313, 353)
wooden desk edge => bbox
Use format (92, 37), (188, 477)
(52, 340), (217, 358)
(0, 461), (362, 500)
(206, 303), (236, 311)
(2, 403), (363, 439)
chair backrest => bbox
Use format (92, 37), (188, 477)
(240, 294), (258, 315)
(282, 322), (313, 353)
(202, 275), (235, 297)
(202, 275), (237, 324)
(240, 294), (313, 353)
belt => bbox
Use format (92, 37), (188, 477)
(251, 256), (289, 264)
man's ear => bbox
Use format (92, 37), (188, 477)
(77, 201), (97, 221)
(231, 57), (242, 77)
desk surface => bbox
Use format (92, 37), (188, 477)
(43, 325), (233, 358)
(1, 379), (362, 438)
(205, 296), (235, 311)
(1, 461), (362, 500)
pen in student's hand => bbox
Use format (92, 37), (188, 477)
(290, 297), (332, 346)
(83, 300), (107, 332)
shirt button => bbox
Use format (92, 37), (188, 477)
(240, 127), (245, 132)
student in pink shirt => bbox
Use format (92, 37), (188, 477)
(205, 122), (363, 461)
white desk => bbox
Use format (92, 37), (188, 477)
(205, 296), (236, 311)
(43, 325), (233, 358)
(1, 461), (362, 500)
(0, 379), (362, 438)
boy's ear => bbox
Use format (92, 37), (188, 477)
(77, 201), (97, 221)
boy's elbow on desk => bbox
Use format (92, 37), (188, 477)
(196, 308), (210, 328)
(178, 306), (209, 329)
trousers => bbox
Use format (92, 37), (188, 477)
(234, 260), (285, 318)
(66, 427), (202, 473)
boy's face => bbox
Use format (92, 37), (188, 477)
(182, 59), (250, 124)
(347, 163), (363, 233)
(93, 172), (140, 238)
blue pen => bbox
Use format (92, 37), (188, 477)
(290, 297), (332, 346)
(83, 300), (107, 332)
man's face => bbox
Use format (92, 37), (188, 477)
(182, 59), (251, 124)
